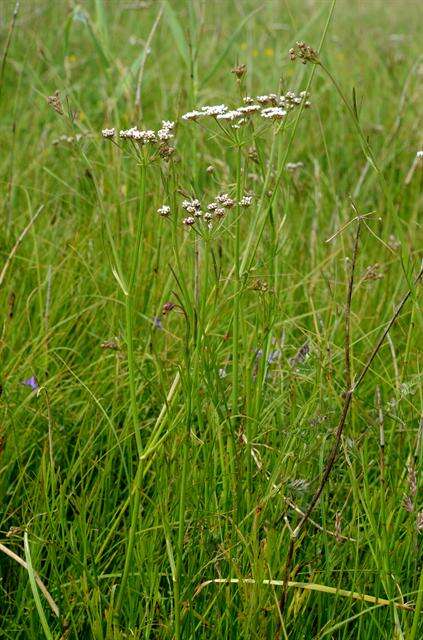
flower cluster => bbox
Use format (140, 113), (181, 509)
(157, 205), (171, 217)
(181, 192), (253, 229)
(289, 41), (319, 64)
(52, 133), (83, 146)
(101, 121), (176, 157)
(181, 91), (310, 127)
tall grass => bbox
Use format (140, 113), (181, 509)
(0, 1), (422, 638)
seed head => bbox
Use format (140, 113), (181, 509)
(231, 63), (247, 79)
(290, 41), (319, 64)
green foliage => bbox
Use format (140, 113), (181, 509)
(0, 1), (422, 638)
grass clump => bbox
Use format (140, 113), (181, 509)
(0, 1), (422, 638)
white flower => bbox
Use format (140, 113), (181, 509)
(237, 105), (261, 114)
(157, 205), (171, 217)
(161, 120), (174, 130)
(158, 128), (173, 141)
(102, 128), (115, 138)
(239, 195), (253, 207)
(182, 110), (204, 121)
(216, 110), (241, 121)
(183, 216), (196, 226)
(261, 107), (287, 120)
(201, 104), (228, 116)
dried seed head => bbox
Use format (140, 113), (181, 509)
(47, 90), (63, 115)
(162, 302), (175, 315)
(403, 495), (414, 513)
(231, 63), (247, 79)
(290, 41), (319, 64)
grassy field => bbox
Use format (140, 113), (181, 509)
(0, 0), (422, 638)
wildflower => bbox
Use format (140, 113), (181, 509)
(183, 216), (196, 226)
(289, 342), (310, 368)
(218, 367), (228, 379)
(216, 110), (241, 121)
(102, 128), (115, 139)
(134, 129), (156, 144)
(182, 110), (204, 121)
(215, 207), (225, 218)
(204, 211), (213, 221)
(216, 194), (235, 208)
(22, 376), (39, 391)
(101, 339), (119, 350)
(207, 202), (218, 211)
(417, 150), (423, 159)
(153, 316), (163, 330)
(231, 63), (247, 79)
(267, 350), (280, 364)
(119, 127), (136, 139)
(261, 107), (287, 120)
(157, 128), (172, 141)
(157, 205), (171, 217)
(239, 195), (253, 207)
(157, 120), (174, 141)
(286, 161), (304, 172)
(237, 104), (261, 115)
(201, 104), (228, 117)
(243, 96), (255, 104)
(162, 302), (175, 315)
(290, 41), (319, 65)
(158, 144), (175, 159)
(161, 120), (175, 131)
(47, 90), (63, 115)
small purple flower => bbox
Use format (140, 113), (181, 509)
(153, 316), (163, 330)
(22, 376), (39, 391)
(267, 349), (280, 364)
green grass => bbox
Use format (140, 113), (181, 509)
(0, 0), (422, 638)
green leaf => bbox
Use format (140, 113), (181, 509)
(164, 1), (190, 68)
(200, 6), (262, 87)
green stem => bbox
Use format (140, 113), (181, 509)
(115, 161), (146, 614)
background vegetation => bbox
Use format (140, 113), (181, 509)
(0, 0), (422, 638)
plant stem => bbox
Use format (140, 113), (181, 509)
(116, 161), (146, 614)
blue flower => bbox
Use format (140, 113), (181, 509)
(22, 376), (39, 391)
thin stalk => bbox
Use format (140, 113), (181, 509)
(231, 145), (242, 428)
(115, 162), (147, 613)
(174, 436), (189, 640)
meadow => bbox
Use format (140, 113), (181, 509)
(0, 0), (422, 638)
